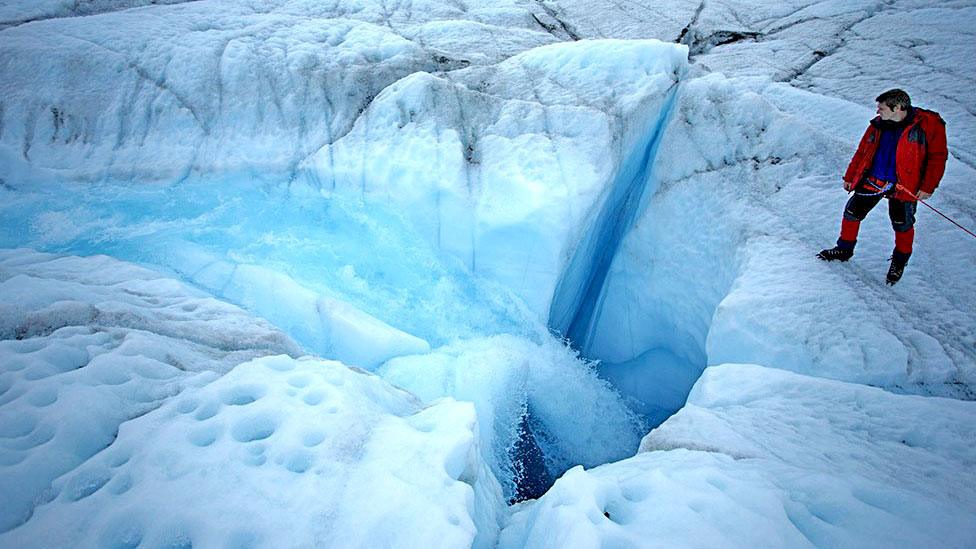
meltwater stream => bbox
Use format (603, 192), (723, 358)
(0, 175), (642, 504)
(0, 84), (704, 507)
(0, 179), (530, 350)
(0, 83), (700, 506)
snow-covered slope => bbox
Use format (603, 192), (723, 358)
(1, 0), (975, 546)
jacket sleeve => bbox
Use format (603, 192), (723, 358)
(843, 126), (874, 184)
(920, 115), (948, 194)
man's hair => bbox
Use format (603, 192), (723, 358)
(876, 89), (912, 111)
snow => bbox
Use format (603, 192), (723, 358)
(1, 353), (502, 549)
(1, 0), (975, 546)
(0, 250), (503, 547)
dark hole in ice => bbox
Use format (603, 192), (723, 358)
(508, 408), (553, 504)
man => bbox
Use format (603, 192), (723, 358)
(818, 89), (948, 285)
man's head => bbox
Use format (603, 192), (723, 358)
(875, 89), (911, 122)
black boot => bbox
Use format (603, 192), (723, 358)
(818, 239), (855, 261)
(886, 251), (910, 285)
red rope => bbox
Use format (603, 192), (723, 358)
(896, 184), (976, 240)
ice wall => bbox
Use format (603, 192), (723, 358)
(546, 82), (679, 352)
(581, 72), (976, 423)
(304, 39), (688, 320)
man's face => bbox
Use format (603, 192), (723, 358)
(877, 102), (908, 122)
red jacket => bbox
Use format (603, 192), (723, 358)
(843, 108), (948, 202)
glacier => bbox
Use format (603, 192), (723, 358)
(1, 0), (975, 547)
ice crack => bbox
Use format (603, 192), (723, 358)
(530, 1), (581, 41)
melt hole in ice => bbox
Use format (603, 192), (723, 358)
(231, 416), (276, 443)
(509, 408), (554, 503)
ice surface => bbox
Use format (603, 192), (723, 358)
(0, 0), (556, 185)
(0, 179), (531, 362)
(681, 1), (976, 168)
(0, 353), (503, 548)
(1, 0), (976, 546)
(0, 249), (300, 533)
(643, 364), (976, 509)
(504, 364), (976, 548)
(0, 1), (197, 29)
(531, 0), (696, 42)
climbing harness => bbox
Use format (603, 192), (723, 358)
(857, 176), (895, 196)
